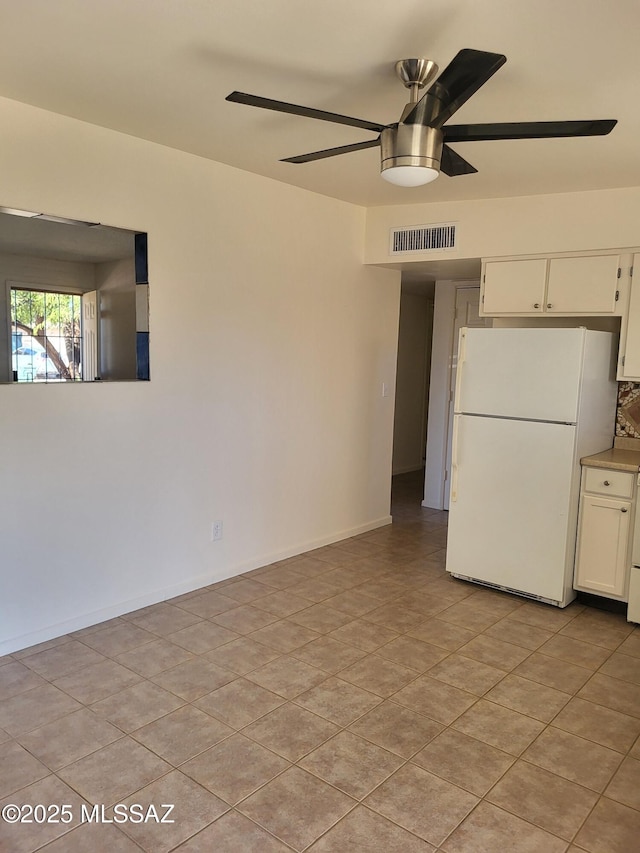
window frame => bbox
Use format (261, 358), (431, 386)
(6, 279), (86, 384)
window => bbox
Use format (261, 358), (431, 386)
(0, 208), (149, 383)
(10, 287), (84, 383)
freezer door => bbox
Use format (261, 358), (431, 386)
(455, 327), (585, 423)
(447, 414), (577, 603)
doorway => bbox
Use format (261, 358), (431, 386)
(392, 284), (435, 477)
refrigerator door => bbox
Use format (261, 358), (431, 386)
(447, 413), (577, 604)
(455, 327), (585, 423)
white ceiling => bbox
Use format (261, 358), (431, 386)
(0, 211), (135, 263)
(0, 0), (639, 209)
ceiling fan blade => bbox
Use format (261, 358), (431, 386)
(440, 144), (478, 176)
(444, 119), (617, 142)
(281, 138), (381, 164)
(405, 49), (506, 127)
(226, 92), (388, 133)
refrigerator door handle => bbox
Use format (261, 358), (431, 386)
(453, 328), (467, 412)
(450, 415), (460, 503)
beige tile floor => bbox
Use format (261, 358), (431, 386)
(2, 470), (640, 852)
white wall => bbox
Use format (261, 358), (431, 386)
(0, 96), (400, 654)
(365, 187), (640, 266)
(0, 252), (95, 293)
(96, 258), (137, 380)
(392, 291), (432, 474)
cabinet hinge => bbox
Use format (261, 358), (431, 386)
(616, 290), (620, 301)
(618, 267), (622, 278)
(444, 469), (448, 481)
(622, 355), (626, 366)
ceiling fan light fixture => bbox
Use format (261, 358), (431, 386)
(381, 165), (439, 186)
(380, 123), (443, 187)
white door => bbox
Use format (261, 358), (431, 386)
(443, 287), (489, 509)
(81, 290), (98, 382)
(447, 413), (577, 604)
(455, 327), (585, 423)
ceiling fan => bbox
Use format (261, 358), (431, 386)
(226, 49), (616, 187)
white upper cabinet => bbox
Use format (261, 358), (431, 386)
(618, 253), (640, 380)
(547, 255), (621, 314)
(481, 252), (622, 317)
(481, 259), (546, 315)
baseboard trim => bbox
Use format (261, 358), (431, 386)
(392, 464), (424, 476)
(1, 515), (393, 655)
(421, 499), (444, 510)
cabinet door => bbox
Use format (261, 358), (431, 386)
(481, 259), (547, 315)
(618, 254), (640, 380)
(574, 494), (631, 598)
(547, 255), (620, 314)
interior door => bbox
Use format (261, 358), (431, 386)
(443, 287), (490, 509)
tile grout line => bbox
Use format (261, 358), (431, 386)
(2, 478), (640, 852)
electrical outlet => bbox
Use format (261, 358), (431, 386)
(211, 520), (223, 542)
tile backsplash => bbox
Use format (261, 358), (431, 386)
(617, 382), (640, 437)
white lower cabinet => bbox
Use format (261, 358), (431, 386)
(574, 467), (635, 600)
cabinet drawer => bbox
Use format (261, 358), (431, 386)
(583, 467), (635, 498)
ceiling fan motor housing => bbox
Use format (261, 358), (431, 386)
(380, 123), (443, 174)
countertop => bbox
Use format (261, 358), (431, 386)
(581, 445), (640, 472)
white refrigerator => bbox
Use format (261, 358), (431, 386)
(446, 327), (617, 607)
